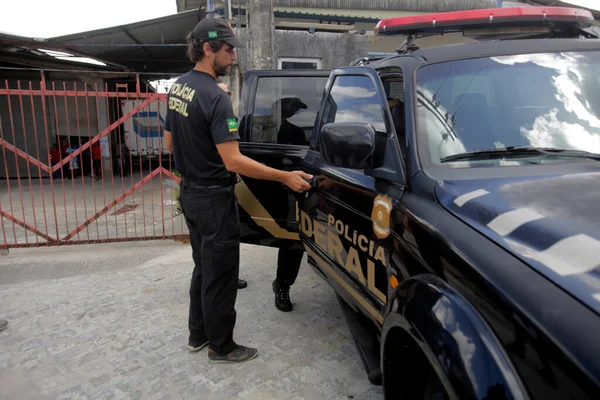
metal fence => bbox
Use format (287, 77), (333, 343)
(0, 72), (187, 248)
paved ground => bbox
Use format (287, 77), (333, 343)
(0, 241), (383, 400)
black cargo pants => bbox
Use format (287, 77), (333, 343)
(180, 180), (240, 355)
(276, 248), (304, 288)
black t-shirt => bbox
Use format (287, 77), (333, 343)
(165, 70), (239, 184)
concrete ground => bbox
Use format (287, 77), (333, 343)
(0, 240), (383, 400)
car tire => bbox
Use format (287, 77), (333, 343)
(424, 369), (448, 400)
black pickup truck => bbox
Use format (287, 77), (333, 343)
(233, 6), (600, 400)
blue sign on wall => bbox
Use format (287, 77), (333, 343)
(132, 111), (164, 138)
(497, 0), (503, 7)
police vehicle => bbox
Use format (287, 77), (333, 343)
(235, 6), (600, 399)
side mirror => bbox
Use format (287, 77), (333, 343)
(318, 122), (385, 170)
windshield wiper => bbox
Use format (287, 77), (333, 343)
(440, 146), (600, 163)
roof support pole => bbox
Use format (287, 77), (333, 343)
(247, 0), (275, 70)
(224, 0), (241, 115)
(206, 0), (217, 18)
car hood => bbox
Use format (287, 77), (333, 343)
(435, 169), (600, 315)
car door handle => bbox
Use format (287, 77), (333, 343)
(303, 176), (319, 197)
(284, 176), (319, 199)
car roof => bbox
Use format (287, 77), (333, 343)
(243, 69), (331, 78)
(368, 38), (600, 68)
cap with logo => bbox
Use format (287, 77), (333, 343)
(191, 17), (243, 48)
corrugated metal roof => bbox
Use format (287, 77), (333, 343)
(42, 9), (368, 75)
(179, 0), (497, 13)
(45, 10), (202, 75)
(0, 32), (127, 71)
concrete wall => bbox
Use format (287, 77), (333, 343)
(234, 28), (369, 71)
(180, 0), (498, 13)
(366, 31), (475, 53)
(226, 28), (367, 115)
(274, 30), (369, 69)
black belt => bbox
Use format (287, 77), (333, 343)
(182, 175), (236, 188)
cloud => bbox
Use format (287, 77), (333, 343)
(492, 52), (600, 152)
(334, 104), (386, 131)
(521, 109), (600, 152)
(432, 297), (479, 394)
(332, 85), (378, 102)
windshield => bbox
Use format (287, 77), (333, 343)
(415, 51), (600, 167)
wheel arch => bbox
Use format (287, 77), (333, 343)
(381, 274), (529, 400)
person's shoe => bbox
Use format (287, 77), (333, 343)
(0, 319), (8, 332)
(273, 280), (293, 312)
(237, 279), (248, 289)
(208, 345), (258, 364)
(187, 339), (209, 352)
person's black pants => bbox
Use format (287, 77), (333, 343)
(276, 247), (304, 288)
(180, 181), (240, 354)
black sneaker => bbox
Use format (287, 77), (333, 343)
(208, 345), (258, 364)
(187, 340), (209, 352)
(273, 280), (293, 312)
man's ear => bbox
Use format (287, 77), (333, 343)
(202, 42), (213, 55)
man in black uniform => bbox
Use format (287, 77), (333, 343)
(164, 17), (312, 364)
(216, 78), (248, 290)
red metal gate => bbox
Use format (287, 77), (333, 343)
(0, 73), (186, 248)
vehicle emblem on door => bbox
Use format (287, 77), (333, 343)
(372, 195), (392, 239)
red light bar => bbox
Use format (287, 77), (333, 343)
(375, 6), (595, 36)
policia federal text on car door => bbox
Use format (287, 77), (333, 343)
(296, 67), (406, 327)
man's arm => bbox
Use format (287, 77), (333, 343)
(216, 140), (312, 192)
(164, 130), (173, 152)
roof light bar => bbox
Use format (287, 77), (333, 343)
(375, 6), (595, 36)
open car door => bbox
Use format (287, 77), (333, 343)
(235, 69), (330, 249)
(297, 66), (406, 325)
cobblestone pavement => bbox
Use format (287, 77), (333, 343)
(0, 241), (383, 400)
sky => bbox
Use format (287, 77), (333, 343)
(2, 0), (177, 38)
(558, 0), (600, 12)
(2, 0), (597, 90)
(3, 0), (599, 38)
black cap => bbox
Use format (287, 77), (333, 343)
(191, 17), (243, 48)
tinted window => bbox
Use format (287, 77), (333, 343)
(415, 51), (600, 167)
(250, 76), (327, 145)
(281, 61), (318, 69)
(320, 75), (386, 132)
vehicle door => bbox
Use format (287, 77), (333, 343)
(297, 67), (406, 326)
(236, 70), (330, 249)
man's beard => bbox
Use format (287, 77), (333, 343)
(213, 60), (229, 77)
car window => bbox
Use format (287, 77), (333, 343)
(384, 79), (404, 102)
(250, 76), (327, 145)
(320, 75), (386, 132)
(415, 51), (600, 167)
(450, 75), (495, 107)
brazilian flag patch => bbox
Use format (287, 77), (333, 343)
(227, 118), (238, 132)
(208, 31), (218, 38)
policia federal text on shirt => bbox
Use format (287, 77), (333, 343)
(164, 17), (312, 364)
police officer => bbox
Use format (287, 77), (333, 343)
(215, 78), (247, 290)
(164, 17), (312, 364)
